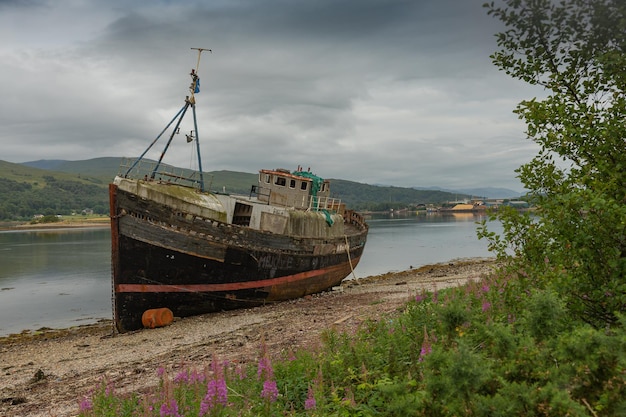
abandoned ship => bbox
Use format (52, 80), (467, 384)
(109, 50), (369, 332)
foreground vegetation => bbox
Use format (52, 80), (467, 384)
(77, 270), (625, 416)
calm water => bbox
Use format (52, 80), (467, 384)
(0, 213), (500, 336)
(354, 212), (499, 276)
(0, 228), (111, 336)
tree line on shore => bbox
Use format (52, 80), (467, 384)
(0, 176), (108, 221)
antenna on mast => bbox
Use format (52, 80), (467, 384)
(189, 48), (211, 101)
(191, 47), (211, 72)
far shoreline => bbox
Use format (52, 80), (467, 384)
(0, 218), (110, 232)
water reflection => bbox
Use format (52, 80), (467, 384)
(0, 228), (111, 336)
(353, 212), (499, 277)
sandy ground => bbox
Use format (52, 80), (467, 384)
(0, 258), (496, 417)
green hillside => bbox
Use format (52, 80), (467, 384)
(0, 158), (466, 220)
(206, 170), (258, 195)
(0, 160), (110, 219)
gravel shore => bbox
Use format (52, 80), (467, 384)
(0, 258), (496, 417)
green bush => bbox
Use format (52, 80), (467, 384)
(481, 0), (626, 328)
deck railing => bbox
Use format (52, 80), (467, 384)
(250, 185), (342, 211)
(307, 195), (342, 212)
(345, 209), (368, 230)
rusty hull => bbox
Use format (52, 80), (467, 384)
(109, 183), (368, 332)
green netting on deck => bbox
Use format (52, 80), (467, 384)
(292, 170), (334, 225)
(292, 170), (324, 198)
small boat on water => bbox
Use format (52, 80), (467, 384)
(109, 50), (368, 332)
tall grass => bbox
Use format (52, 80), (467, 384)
(78, 270), (626, 416)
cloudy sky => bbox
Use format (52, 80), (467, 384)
(0, 0), (543, 191)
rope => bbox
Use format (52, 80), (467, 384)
(345, 235), (357, 280)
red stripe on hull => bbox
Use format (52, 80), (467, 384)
(116, 256), (360, 293)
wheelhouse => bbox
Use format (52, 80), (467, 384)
(256, 168), (335, 210)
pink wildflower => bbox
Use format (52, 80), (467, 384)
(78, 396), (92, 412)
(173, 370), (189, 384)
(304, 386), (316, 410)
(159, 399), (181, 417)
(217, 380), (228, 403)
(419, 329), (432, 362)
(104, 380), (115, 396)
(261, 379), (279, 402)
(189, 369), (205, 384)
(257, 339), (278, 402)
(419, 342), (432, 361)
(257, 356), (274, 380)
(200, 378), (228, 414)
(200, 357), (228, 414)
(482, 301), (491, 312)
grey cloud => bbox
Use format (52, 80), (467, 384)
(1, 0), (534, 190)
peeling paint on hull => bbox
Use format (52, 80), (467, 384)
(110, 182), (368, 332)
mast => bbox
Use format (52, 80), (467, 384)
(126, 48), (211, 192)
(189, 47), (211, 191)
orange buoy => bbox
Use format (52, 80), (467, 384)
(142, 308), (174, 329)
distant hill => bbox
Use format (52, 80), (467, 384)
(0, 159), (108, 187)
(415, 186), (523, 199)
(459, 187), (523, 199)
(31, 157), (123, 177)
(22, 157), (123, 186)
(0, 158), (477, 220)
(20, 159), (67, 171)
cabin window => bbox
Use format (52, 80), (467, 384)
(321, 183), (327, 192)
(300, 182), (308, 191)
(264, 174), (271, 183)
(289, 179), (296, 189)
(274, 176), (286, 186)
